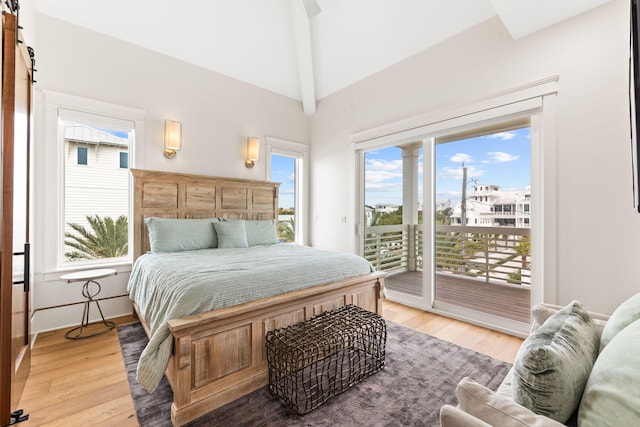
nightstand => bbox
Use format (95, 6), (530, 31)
(61, 268), (117, 340)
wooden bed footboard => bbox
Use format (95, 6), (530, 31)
(161, 271), (384, 426)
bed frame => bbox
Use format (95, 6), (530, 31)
(130, 169), (385, 426)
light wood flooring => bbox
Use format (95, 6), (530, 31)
(17, 300), (523, 426)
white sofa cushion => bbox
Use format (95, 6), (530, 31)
(512, 301), (600, 423)
(578, 318), (640, 427)
(453, 377), (564, 427)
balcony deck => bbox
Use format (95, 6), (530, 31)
(385, 270), (531, 323)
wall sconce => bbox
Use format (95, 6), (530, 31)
(245, 137), (260, 168)
(164, 119), (182, 159)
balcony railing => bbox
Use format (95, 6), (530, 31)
(364, 224), (530, 287)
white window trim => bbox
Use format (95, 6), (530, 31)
(265, 136), (309, 246)
(40, 90), (145, 275)
(352, 77), (558, 337)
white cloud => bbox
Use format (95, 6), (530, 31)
(487, 151), (519, 162)
(450, 153), (472, 163)
(365, 169), (403, 183)
(488, 131), (516, 141)
(365, 182), (403, 192)
(366, 158), (402, 171)
(438, 165), (483, 180)
(365, 158), (403, 183)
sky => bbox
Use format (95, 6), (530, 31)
(270, 154), (296, 209)
(365, 127), (531, 208)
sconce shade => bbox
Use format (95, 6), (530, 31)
(245, 137), (260, 168)
(164, 119), (182, 159)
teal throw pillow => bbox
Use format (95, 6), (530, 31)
(145, 217), (219, 252)
(244, 219), (279, 246)
(578, 318), (640, 426)
(512, 300), (600, 423)
(598, 292), (640, 352)
(213, 220), (249, 248)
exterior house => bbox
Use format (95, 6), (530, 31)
(63, 125), (129, 253)
(451, 184), (531, 228)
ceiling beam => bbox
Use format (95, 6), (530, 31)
(290, 0), (318, 115)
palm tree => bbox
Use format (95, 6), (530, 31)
(65, 215), (128, 260)
(278, 218), (295, 242)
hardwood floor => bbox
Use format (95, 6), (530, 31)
(17, 300), (523, 426)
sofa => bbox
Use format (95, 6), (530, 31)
(440, 293), (640, 427)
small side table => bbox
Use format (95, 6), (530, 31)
(61, 268), (117, 340)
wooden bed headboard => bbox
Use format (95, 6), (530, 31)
(131, 169), (280, 260)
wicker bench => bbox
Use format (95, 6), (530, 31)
(265, 304), (387, 414)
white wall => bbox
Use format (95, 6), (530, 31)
(31, 14), (309, 333)
(309, 0), (639, 314)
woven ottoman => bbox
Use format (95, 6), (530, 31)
(265, 304), (387, 414)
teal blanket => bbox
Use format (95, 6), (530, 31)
(127, 243), (374, 392)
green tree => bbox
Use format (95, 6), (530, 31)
(278, 218), (295, 243)
(377, 206), (403, 225)
(65, 215), (128, 260)
(435, 207), (452, 225)
(514, 235), (531, 270)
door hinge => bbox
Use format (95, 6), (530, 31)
(3, 409), (28, 426)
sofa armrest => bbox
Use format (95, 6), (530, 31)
(440, 404), (492, 427)
(454, 377), (565, 427)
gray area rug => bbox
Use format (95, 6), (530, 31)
(118, 320), (511, 426)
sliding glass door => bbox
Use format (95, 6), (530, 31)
(432, 124), (532, 324)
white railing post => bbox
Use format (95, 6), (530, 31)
(407, 224), (416, 272)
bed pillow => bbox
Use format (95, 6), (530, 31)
(578, 318), (640, 426)
(213, 220), (249, 248)
(511, 300), (600, 423)
(598, 292), (640, 352)
(145, 217), (219, 252)
(244, 219), (279, 246)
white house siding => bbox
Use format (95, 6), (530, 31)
(64, 139), (129, 257)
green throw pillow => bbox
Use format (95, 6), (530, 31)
(145, 217), (219, 252)
(598, 292), (640, 352)
(213, 220), (249, 248)
(244, 219), (279, 246)
(578, 318), (640, 426)
(512, 300), (600, 423)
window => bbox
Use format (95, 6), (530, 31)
(119, 152), (128, 169)
(60, 110), (134, 265)
(267, 137), (308, 245)
(77, 146), (88, 165)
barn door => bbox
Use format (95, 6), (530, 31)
(0, 10), (33, 425)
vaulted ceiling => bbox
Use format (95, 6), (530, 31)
(35, 0), (613, 114)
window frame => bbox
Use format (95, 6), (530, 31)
(77, 146), (88, 165)
(265, 137), (309, 245)
(119, 152), (128, 169)
(40, 90), (145, 273)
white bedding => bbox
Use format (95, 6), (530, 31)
(127, 243), (375, 392)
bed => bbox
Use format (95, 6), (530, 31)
(128, 169), (385, 426)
